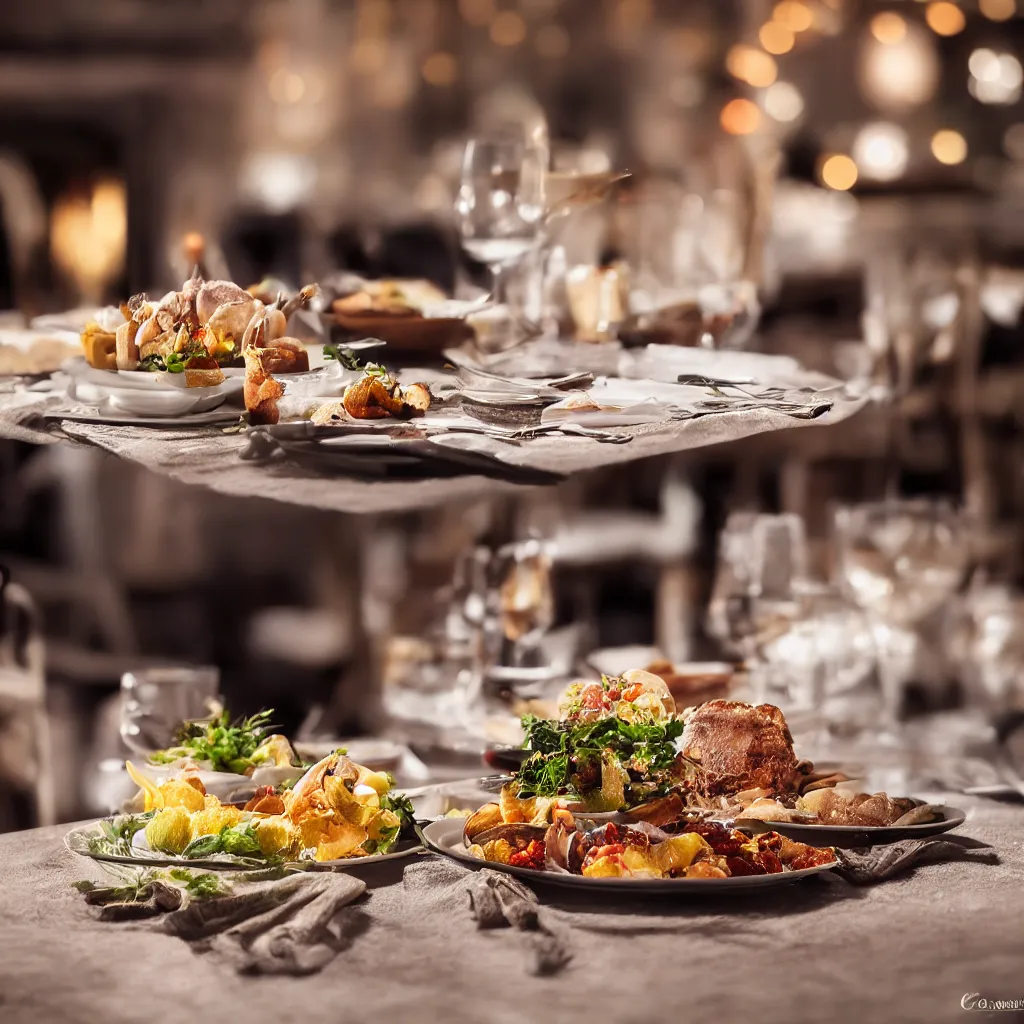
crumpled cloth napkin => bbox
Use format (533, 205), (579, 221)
(833, 837), (999, 885)
(157, 872), (368, 975)
(404, 858), (572, 977)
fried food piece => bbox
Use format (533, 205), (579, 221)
(80, 322), (118, 370)
(253, 814), (299, 858)
(243, 348), (284, 425)
(342, 370), (431, 420)
(115, 320), (140, 371)
(683, 860), (728, 879)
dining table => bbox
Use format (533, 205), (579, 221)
(1, 793), (1022, 1024)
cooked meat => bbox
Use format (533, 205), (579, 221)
(680, 700), (801, 799)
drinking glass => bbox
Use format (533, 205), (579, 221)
(707, 512), (808, 699)
(119, 665), (221, 756)
(456, 132), (546, 352)
(833, 500), (969, 742)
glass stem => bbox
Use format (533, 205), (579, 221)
(872, 622), (909, 736)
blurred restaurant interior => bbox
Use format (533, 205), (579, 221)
(1, 0), (1024, 841)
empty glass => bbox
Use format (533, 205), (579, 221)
(833, 499), (969, 742)
(456, 132), (546, 352)
(119, 665), (221, 756)
(707, 512), (809, 699)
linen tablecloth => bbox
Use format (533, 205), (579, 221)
(0, 387), (869, 515)
(1, 797), (1022, 1024)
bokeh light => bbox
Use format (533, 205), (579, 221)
(490, 10), (527, 46)
(860, 22), (940, 111)
(760, 22), (796, 55)
(925, 2), (966, 35)
(763, 81), (805, 122)
(820, 154), (858, 190)
(980, 0), (1016, 20)
(931, 129), (968, 164)
(1004, 123), (1024, 161)
(870, 12), (907, 45)
(720, 98), (762, 135)
(969, 49), (1023, 105)
(773, 2), (815, 32)
(421, 52), (458, 87)
(726, 46), (778, 88)
(853, 122), (910, 181)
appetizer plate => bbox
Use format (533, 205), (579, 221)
(64, 822), (423, 872)
(63, 356), (243, 395)
(737, 805), (967, 848)
(421, 818), (837, 892)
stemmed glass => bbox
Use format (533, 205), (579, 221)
(707, 512), (809, 701)
(456, 132), (546, 352)
(833, 500), (969, 744)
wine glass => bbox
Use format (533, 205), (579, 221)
(707, 512), (809, 700)
(456, 132), (546, 352)
(833, 500), (969, 743)
(119, 665), (221, 756)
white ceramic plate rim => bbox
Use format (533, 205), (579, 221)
(422, 818), (837, 890)
(64, 822), (422, 871)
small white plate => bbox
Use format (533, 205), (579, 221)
(421, 818), (837, 892)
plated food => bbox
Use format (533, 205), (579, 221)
(70, 749), (416, 869)
(0, 331), (79, 376)
(329, 278), (475, 354)
(79, 271), (318, 387)
(463, 809), (835, 880)
(468, 671), (963, 865)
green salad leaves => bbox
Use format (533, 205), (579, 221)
(515, 713), (684, 805)
(149, 709), (279, 774)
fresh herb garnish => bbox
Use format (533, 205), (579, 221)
(149, 709), (277, 774)
(323, 345), (365, 370)
(165, 351), (186, 373)
(515, 713), (683, 804)
(181, 821), (274, 863)
(139, 354), (166, 372)
(167, 868), (231, 900)
(88, 811), (156, 856)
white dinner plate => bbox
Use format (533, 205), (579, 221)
(421, 818), (837, 892)
(64, 821), (423, 872)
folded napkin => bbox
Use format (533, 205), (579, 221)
(158, 872), (368, 975)
(833, 837), (999, 885)
(403, 858), (572, 977)
(76, 870), (368, 976)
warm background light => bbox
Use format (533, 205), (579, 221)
(490, 10), (526, 46)
(980, 0), (1016, 20)
(726, 45), (778, 87)
(925, 2), (966, 36)
(763, 81), (805, 122)
(820, 154), (858, 190)
(773, 1), (815, 32)
(931, 129), (968, 164)
(870, 12), (907, 45)
(1004, 123), (1024, 161)
(421, 52), (457, 87)
(720, 98), (762, 135)
(853, 122), (910, 181)
(760, 21), (796, 55)
(860, 22), (940, 111)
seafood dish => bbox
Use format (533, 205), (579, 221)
(71, 750), (416, 868)
(313, 364), (431, 422)
(464, 809), (836, 880)
(79, 270), (318, 386)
